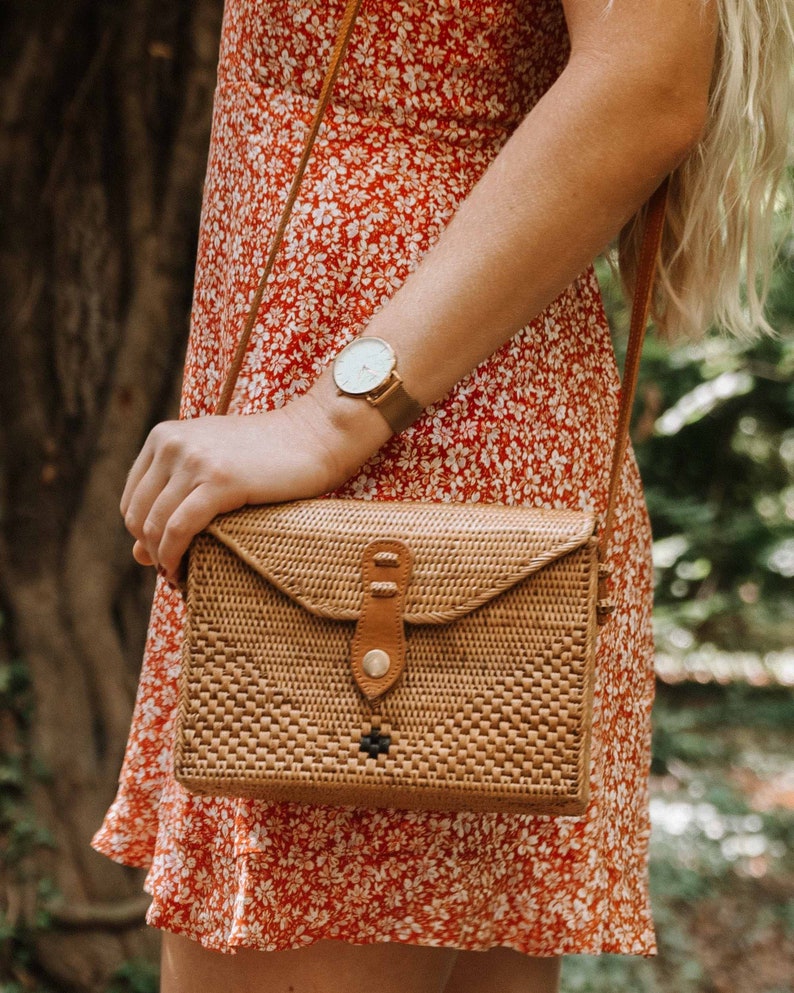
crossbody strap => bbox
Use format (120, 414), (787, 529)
(215, 0), (668, 565)
(599, 178), (668, 558)
(215, 0), (366, 416)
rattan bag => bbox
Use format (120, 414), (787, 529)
(172, 0), (668, 816)
(175, 499), (600, 814)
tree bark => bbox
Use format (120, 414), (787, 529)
(0, 0), (223, 988)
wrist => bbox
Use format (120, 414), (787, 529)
(296, 367), (394, 491)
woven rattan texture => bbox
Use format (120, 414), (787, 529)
(205, 500), (596, 622)
(175, 499), (599, 815)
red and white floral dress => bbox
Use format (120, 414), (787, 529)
(94, 0), (657, 956)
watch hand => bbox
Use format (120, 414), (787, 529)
(356, 364), (376, 387)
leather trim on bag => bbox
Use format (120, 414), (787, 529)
(350, 538), (412, 704)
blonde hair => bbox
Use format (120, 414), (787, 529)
(619, 0), (794, 339)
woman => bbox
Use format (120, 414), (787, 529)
(93, 0), (792, 990)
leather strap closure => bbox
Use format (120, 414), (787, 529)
(351, 539), (412, 704)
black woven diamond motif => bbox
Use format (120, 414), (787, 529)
(359, 728), (391, 759)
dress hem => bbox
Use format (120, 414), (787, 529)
(92, 834), (657, 959)
(145, 893), (659, 959)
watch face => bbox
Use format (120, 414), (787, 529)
(333, 337), (396, 396)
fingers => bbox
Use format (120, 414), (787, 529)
(122, 455), (175, 549)
(127, 479), (219, 580)
(147, 483), (222, 578)
(121, 419), (248, 580)
(119, 397), (351, 580)
(122, 421), (201, 576)
(120, 433), (156, 520)
(122, 425), (185, 570)
(128, 474), (200, 578)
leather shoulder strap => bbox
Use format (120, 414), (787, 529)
(600, 178), (669, 559)
(215, 0), (365, 416)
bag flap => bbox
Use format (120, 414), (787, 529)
(202, 499), (597, 624)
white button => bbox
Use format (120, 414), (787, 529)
(362, 649), (391, 678)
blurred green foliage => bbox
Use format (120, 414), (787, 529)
(599, 225), (794, 662)
(571, 206), (794, 992)
(106, 960), (159, 993)
(0, 624), (59, 993)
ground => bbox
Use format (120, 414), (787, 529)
(564, 682), (794, 993)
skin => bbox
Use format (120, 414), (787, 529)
(160, 936), (562, 993)
(121, 0), (718, 988)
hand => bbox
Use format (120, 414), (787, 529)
(120, 390), (354, 582)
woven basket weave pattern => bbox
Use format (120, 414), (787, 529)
(175, 500), (599, 815)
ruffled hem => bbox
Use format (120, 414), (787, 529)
(92, 797), (157, 870)
(129, 843), (657, 957)
(147, 895), (658, 958)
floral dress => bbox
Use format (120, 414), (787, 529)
(93, 0), (657, 956)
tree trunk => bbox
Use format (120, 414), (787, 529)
(0, 0), (223, 987)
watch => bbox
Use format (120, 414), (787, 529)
(332, 336), (423, 434)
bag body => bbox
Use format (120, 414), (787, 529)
(174, 498), (599, 815)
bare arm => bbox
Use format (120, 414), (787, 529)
(123, 0), (717, 579)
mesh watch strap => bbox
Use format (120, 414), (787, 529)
(370, 374), (424, 434)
